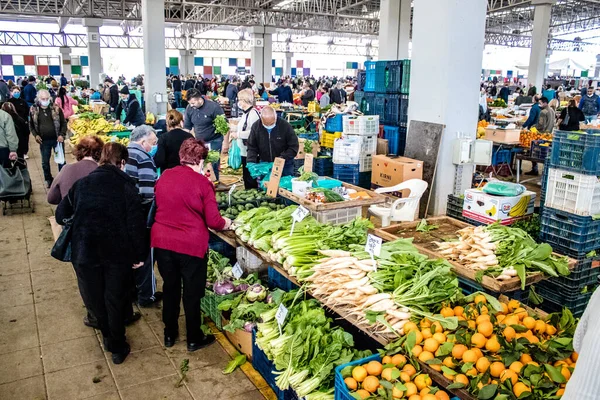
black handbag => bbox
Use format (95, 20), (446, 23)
(51, 217), (72, 262)
(146, 199), (157, 228)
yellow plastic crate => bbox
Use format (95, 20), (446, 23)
(320, 131), (342, 148)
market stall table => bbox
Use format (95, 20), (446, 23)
(515, 153), (546, 184)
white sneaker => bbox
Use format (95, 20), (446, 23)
(24, 154), (29, 159)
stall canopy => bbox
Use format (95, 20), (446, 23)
(514, 58), (589, 72)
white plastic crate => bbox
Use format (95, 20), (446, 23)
(359, 154), (373, 172)
(235, 246), (265, 271)
(333, 137), (361, 164)
(545, 168), (600, 216)
(311, 206), (362, 225)
(343, 115), (379, 136)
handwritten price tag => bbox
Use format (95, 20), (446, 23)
(228, 184), (237, 206)
(292, 205), (310, 222)
(365, 234), (382, 258)
(232, 262), (243, 279)
(275, 304), (289, 327)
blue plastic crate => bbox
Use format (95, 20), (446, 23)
(313, 157), (333, 177)
(400, 60), (411, 94)
(540, 207), (600, 257)
(325, 114), (344, 132)
(458, 277), (530, 304)
(385, 60), (403, 94)
(334, 354), (459, 400)
(491, 148), (512, 165)
(373, 61), (388, 93)
(540, 161), (549, 208)
(531, 140), (552, 160)
(362, 92), (376, 115)
(353, 91), (364, 110)
(298, 132), (319, 141)
(364, 61), (376, 92)
(549, 130), (600, 175)
(384, 94), (409, 126)
(252, 329), (298, 400)
(373, 93), (386, 121)
(535, 291), (592, 318)
(268, 266), (298, 292)
(333, 164), (371, 187)
(357, 71), (366, 91)
(550, 255), (600, 285)
(383, 125), (407, 156)
(208, 233), (236, 263)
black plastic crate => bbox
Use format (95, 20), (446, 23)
(353, 90), (364, 110)
(374, 60), (403, 93)
(208, 233), (236, 263)
(459, 277), (530, 304)
(268, 266), (298, 292)
(446, 195), (483, 226)
(293, 158), (305, 177)
(357, 71), (366, 92)
(373, 93), (408, 126)
(362, 92), (376, 115)
(313, 156), (333, 177)
(531, 140), (552, 160)
(540, 161), (549, 208)
(540, 207), (600, 257)
(549, 130), (600, 175)
(536, 292), (592, 318)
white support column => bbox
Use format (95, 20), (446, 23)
(250, 26), (276, 84)
(179, 49), (195, 76)
(594, 54), (600, 78)
(528, 0), (555, 92)
(82, 18), (103, 88)
(408, 0), (487, 215)
(142, 0), (167, 115)
(59, 46), (71, 80)
(284, 52), (293, 77)
(378, 0), (411, 60)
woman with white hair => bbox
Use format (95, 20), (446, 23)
(29, 89), (67, 188)
(231, 88), (260, 189)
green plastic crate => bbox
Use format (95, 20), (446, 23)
(108, 130), (132, 138)
(200, 291), (240, 329)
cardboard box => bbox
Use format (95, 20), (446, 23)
(377, 138), (389, 155)
(462, 188), (536, 224)
(295, 138), (320, 160)
(484, 128), (521, 143)
(371, 155), (423, 187)
(222, 317), (253, 360)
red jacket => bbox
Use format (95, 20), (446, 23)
(151, 165), (226, 259)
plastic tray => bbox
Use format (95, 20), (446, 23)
(445, 194), (483, 227)
(530, 139), (552, 160)
(342, 115), (380, 136)
(384, 94), (409, 126)
(362, 92), (376, 115)
(549, 130), (600, 175)
(268, 266), (298, 292)
(364, 61), (376, 92)
(320, 131), (342, 148)
(544, 168), (600, 216)
(374, 60), (403, 94)
(200, 291), (240, 330)
(325, 114), (344, 133)
(236, 246), (265, 271)
(333, 164), (371, 188)
(252, 329), (298, 400)
(333, 136), (377, 164)
(334, 354), (380, 400)
(313, 206), (363, 225)
(298, 132), (319, 141)
(540, 207), (600, 257)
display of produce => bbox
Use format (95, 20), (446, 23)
(218, 285), (278, 333)
(69, 114), (130, 146)
(519, 129), (552, 149)
(434, 224), (569, 288)
(489, 99), (507, 108)
(477, 120), (489, 139)
(379, 293), (577, 399)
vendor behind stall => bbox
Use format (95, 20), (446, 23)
(246, 106), (298, 177)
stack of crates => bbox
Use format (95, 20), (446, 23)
(538, 130), (600, 317)
(332, 115), (379, 188)
(362, 59), (410, 156)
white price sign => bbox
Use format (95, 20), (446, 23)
(292, 205), (310, 222)
(232, 262), (243, 279)
(365, 234), (383, 258)
(228, 184), (237, 206)
(275, 304), (289, 327)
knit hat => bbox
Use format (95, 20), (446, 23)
(120, 86), (130, 95)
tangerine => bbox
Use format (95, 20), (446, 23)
(424, 338), (440, 353)
(476, 357), (490, 373)
(478, 321), (494, 338)
(355, 389), (371, 399)
(452, 344), (468, 360)
(462, 350), (478, 363)
(392, 354), (407, 368)
(344, 377), (358, 390)
(471, 333), (487, 348)
(513, 382), (531, 397)
(362, 375), (380, 393)
(366, 361), (383, 376)
(490, 361), (505, 378)
(352, 366), (367, 382)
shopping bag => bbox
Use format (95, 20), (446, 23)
(51, 219), (72, 262)
(54, 143), (65, 165)
(228, 140), (242, 170)
(0, 162), (30, 197)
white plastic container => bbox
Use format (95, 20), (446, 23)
(545, 168), (600, 216)
(291, 178), (312, 196)
(343, 115), (380, 136)
(311, 206), (362, 225)
(236, 246), (265, 271)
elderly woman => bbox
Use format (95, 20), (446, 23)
(154, 109), (193, 171)
(29, 89), (67, 188)
(231, 88), (260, 189)
(151, 138), (231, 351)
(56, 142), (147, 364)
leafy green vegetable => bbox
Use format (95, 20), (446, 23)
(416, 218), (439, 232)
(296, 167), (318, 182)
(223, 353), (247, 374)
(214, 114), (230, 135)
(206, 150), (221, 163)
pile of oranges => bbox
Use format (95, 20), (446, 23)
(520, 129), (553, 148)
(379, 294), (576, 399)
(343, 355), (452, 400)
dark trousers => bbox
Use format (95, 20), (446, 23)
(0, 147), (9, 167)
(174, 92), (182, 108)
(155, 248), (207, 343)
(40, 139), (65, 182)
(241, 156), (258, 189)
(73, 262), (129, 353)
(135, 249), (157, 305)
(207, 136), (224, 181)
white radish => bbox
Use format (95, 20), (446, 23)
(391, 319), (409, 331)
(362, 293), (392, 308)
(386, 309), (412, 320)
(496, 274), (511, 280)
(357, 285), (378, 295)
(345, 276), (370, 289)
(319, 250), (352, 257)
(368, 299), (396, 312)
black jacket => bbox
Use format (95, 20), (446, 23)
(246, 117), (299, 164)
(330, 88), (346, 104)
(559, 107), (585, 131)
(154, 128), (194, 170)
(184, 79), (196, 90)
(56, 164), (148, 266)
(116, 94), (145, 126)
(300, 89), (315, 106)
(7, 97), (30, 121)
(172, 78), (182, 92)
(109, 84), (119, 110)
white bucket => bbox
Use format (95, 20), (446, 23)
(291, 178), (312, 196)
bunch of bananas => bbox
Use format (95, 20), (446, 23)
(508, 195), (530, 217)
(145, 112), (155, 125)
(70, 117), (113, 135)
(113, 123), (128, 132)
(70, 132), (130, 147)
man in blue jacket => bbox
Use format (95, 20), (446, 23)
(23, 76), (37, 107)
(269, 80), (293, 103)
(579, 87), (600, 123)
(522, 95), (541, 175)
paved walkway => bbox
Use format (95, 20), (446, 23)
(0, 141), (268, 400)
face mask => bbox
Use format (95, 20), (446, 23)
(12, 92), (20, 99)
(263, 123), (276, 131)
(40, 100), (50, 107)
(148, 145), (158, 156)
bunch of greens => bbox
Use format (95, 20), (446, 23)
(296, 167), (318, 183)
(214, 114), (230, 135)
(218, 288), (285, 333)
(415, 218), (439, 232)
(207, 250), (232, 284)
(255, 290), (370, 398)
(510, 213), (541, 241)
(206, 150), (221, 164)
(483, 223), (570, 289)
(309, 188), (344, 202)
(294, 127), (307, 134)
(303, 139), (314, 154)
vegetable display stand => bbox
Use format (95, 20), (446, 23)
(252, 329), (298, 400)
(208, 232), (237, 261)
(200, 291), (240, 330)
(535, 289), (593, 318)
(372, 216), (576, 292)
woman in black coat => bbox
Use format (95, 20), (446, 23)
(1, 102), (29, 158)
(56, 142), (147, 365)
(154, 109), (193, 171)
(558, 100), (586, 131)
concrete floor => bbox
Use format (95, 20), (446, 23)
(0, 141), (268, 400)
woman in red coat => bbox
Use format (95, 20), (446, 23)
(151, 138), (231, 351)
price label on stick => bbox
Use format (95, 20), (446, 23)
(292, 205), (310, 222)
(275, 304), (288, 327)
(228, 184), (237, 206)
(232, 262), (243, 279)
(365, 234), (382, 258)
